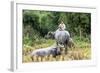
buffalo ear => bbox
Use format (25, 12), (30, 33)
(51, 32), (54, 34)
(48, 31), (52, 35)
(48, 31), (55, 36)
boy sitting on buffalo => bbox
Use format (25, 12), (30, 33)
(58, 21), (66, 31)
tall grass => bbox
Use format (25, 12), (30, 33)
(23, 36), (91, 63)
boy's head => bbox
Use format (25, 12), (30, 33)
(61, 21), (64, 24)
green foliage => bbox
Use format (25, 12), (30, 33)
(73, 36), (90, 49)
(23, 10), (91, 37)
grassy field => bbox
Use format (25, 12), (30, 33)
(22, 37), (91, 63)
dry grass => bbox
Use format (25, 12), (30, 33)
(22, 38), (91, 63)
(22, 46), (91, 63)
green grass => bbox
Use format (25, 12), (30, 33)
(33, 39), (55, 49)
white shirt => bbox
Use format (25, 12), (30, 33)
(58, 23), (66, 30)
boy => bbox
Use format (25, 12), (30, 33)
(58, 21), (66, 31)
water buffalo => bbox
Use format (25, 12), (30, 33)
(30, 46), (61, 57)
(46, 29), (74, 53)
(55, 29), (70, 53)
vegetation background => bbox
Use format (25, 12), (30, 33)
(22, 10), (91, 62)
